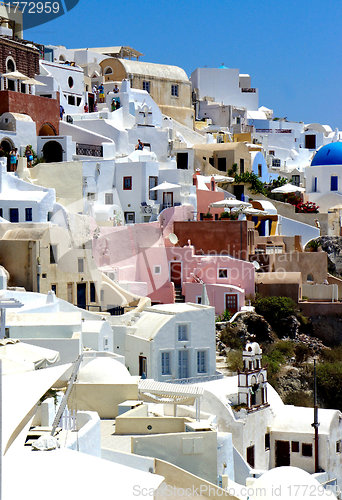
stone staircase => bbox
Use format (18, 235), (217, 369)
(216, 352), (233, 377)
(174, 286), (185, 303)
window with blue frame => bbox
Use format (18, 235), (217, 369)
(331, 176), (338, 191)
(178, 324), (188, 341)
(161, 352), (171, 375)
(197, 351), (207, 373)
(313, 177), (318, 192)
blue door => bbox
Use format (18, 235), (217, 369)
(178, 350), (189, 379)
(77, 283), (86, 309)
(331, 176), (338, 191)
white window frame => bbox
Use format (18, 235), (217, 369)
(217, 268), (229, 279)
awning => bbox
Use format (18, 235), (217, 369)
(2, 71), (28, 80)
(0, 340), (60, 371)
(150, 181), (181, 191)
(2, 363), (72, 454)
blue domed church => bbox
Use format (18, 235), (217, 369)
(306, 142), (342, 212)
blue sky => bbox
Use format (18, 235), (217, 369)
(26, 0), (342, 129)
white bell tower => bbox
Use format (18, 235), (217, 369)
(238, 342), (268, 410)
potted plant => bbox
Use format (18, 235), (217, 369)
(202, 212), (213, 220)
(219, 211), (231, 220)
(305, 239), (321, 252)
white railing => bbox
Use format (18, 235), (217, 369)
(59, 408), (77, 431)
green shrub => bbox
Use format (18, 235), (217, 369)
(284, 391), (313, 407)
(216, 309), (231, 322)
(253, 295), (297, 332)
(274, 340), (295, 358)
(294, 343), (312, 363)
(226, 350), (243, 372)
(317, 361), (342, 411)
(262, 341), (294, 387)
(220, 324), (243, 349)
(320, 346), (342, 363)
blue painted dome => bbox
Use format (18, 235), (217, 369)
(311, 142), (342, 166)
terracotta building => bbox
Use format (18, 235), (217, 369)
(0, 37), (60, 135)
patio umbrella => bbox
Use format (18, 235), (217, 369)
(243, 207), (268, 215)
(271, 183), (305, 194)
(22, 77), (47, 86)
(210, 199), (252, 209)
(2, 70), (28, 80)
(150, 181), (181, 191)
(212, 175), (234, 183)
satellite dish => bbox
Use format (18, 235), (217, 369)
(168, 233), (179, 245)
(253, 261), (261, 271)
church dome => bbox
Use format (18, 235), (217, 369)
(311, 142), (342, 166)
(78, 356), (132, 384)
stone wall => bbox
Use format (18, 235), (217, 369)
(0, 90), (60, 135)
(0, 38), (39, 77)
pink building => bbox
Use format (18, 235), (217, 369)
(194, 173), (227, 219)
(93, 207), (255, 315)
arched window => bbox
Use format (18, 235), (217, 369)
(307, 274), (314, 282)
(6, 58), (15, 72)
(104, 67), (113, 75)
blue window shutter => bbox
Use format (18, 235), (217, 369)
(331, 176), (338, 191)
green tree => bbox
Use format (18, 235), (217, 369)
(253, 296), (297, 333)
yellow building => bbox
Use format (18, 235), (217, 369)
(0, 224), (140, 311)
(99, 58), (194, 128)
(193, 142), (252, 176)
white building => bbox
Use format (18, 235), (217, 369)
(0, 159), (56, 222)
(197, 344), (342, 489)
(191, 66), (259, 112)
(111, 303), (217, 381)
(248, 115), (341, 175)
(36, 59), (85, 115)
(65, 80), (196, 224)
(0, 112), (38, 156)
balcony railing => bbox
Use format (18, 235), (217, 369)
(76, 143), (103, 157)
(164, 372), (224, 384)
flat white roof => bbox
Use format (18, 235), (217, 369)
(6, 312), (82, 326)
(151, 303), (210, 314)
(0, 190), (47, 202)
(271, 405), (338, 434)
